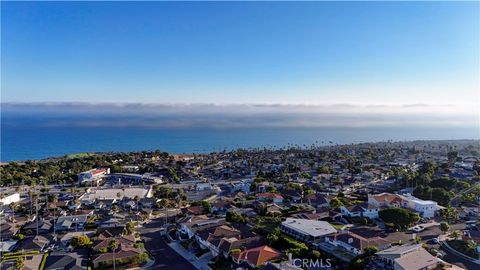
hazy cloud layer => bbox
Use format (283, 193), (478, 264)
(1, 102), (478, 128)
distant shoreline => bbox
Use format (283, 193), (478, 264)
(2, 138), (478, 164)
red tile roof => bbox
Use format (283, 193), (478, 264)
(232, 245), (282, 266)
(256, 193), (284, 200)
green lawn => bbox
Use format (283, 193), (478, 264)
(66, 152), (95, 159)
(330, 223), (345, 230)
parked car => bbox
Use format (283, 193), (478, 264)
(410, 225), (425, 233)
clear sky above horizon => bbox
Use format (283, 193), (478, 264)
(1, 1), (479, 108)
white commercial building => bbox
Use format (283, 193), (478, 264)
(0, 193), (20, 206)
(79, 187), (153, 205)
(78, 168), (110, 185)
(280, 218), (337, 243)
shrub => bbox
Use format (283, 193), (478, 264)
(71, 235), (92, 248)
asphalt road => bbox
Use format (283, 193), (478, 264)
(139, 218), (197, 270)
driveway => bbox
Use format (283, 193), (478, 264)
(139, 218), (196, 270)
(168, 242), (212, 270)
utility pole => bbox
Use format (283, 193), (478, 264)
(164, 207), (167, 225)
(53, 198), (56, 237)
(36, 195), (39, 236)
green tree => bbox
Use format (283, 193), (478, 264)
(226, 211), (246, 224)
(348, 246), (379, 270)
(71, 235), (92, 248)
(363, 246), (379, 256)
(379, 208), (420, 229)
(125, 222), (137, 235)
(267, 228), (280, 245)
(451, 230), (461, 240)
(447, 151), (458, 166)
(14, 233), (26, 240)
(329, 197), (343, 209)
(440, 207), (459, 222)
(440, 222), (450, 233)
(316, 166), (331, 174)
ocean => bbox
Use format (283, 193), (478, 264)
(1, 125), (479, 162)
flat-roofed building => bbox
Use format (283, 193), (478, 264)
(0, 192), (20, 206)
(78, 168), (110, 186)
(280, 218), (337, 243)
(79, 187), (153, 205)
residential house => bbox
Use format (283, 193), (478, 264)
(375, 244), (440, 270)
(368, 193), (409, 208)
(15, 235), (50, 252)
(303, 193), (330, 208)
(368, 193), (439, 218)
(22, 219), (52, 235)
(44, 251), (88, 270)
(92, 235), (135, 252)
(281, 190), (303, 203)
(232, 179), (252, 193)
(266, 204), (283, 215)
(97, 217), (126, 228)
(231, 245), (282, 268)
(0, 254), (43, 270)
(179, 215), (225, 239)
(340, 202), (379, 219)
(96, 227), (126, 238)
(212, 198), (233, 216)
(0, 222), (17, 239)
(402, 194), (439, 218)
(217, 236), (266, 258)
(92, 247), (143, 268)
(55, 215), (89, 232)
(60, 231), (95, 249)
(183, 205), (206, 216)
(256, 193), (283, 204)
(0, 240), (18, 253)
(325, 231), (391, 256)
(196, 225), (241, 256)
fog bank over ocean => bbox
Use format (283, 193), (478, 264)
(2, 102), (478, 128)
(1, 102), (478, 161)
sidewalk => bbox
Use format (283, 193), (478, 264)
(140, 257), (156, 269)
(168, 242), (212, 270)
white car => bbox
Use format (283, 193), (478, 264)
(411, 225), (425, 233)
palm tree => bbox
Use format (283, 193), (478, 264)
(52, 195), (58, 236)
(10, 202), (18, 232)
(451, 230), (461, 240)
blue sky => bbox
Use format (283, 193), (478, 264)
(1, 1), (479, 109)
